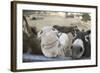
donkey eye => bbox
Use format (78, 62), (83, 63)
(52, 28), (56, 31)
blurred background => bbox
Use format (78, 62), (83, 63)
(23, 10), (91, 31)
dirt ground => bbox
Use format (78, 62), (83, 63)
(25, 14), (91, 32)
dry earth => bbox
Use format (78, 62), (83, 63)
(25, 14), (91, 32)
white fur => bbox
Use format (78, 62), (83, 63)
(38, 26), (72, 57)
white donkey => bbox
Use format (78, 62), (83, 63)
(38, 26), (73, 57)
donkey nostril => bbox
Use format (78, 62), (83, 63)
(71, 46), (73, 49)
(79, 47), (82, 52)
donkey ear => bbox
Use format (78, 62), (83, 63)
(37, 30), (43, 39)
